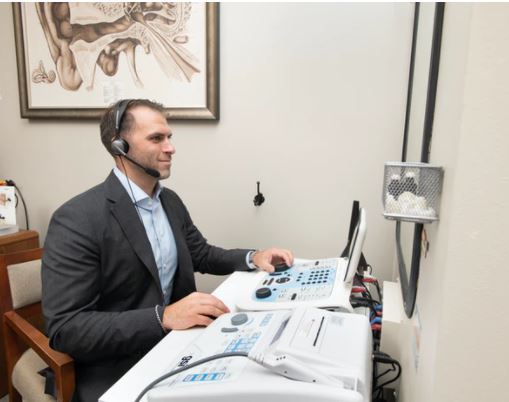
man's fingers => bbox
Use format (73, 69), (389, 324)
(194, 315), (215, 327)
(253, 248), (295, 273)
(271, 248), (294, 266)
(195, 293), (230, 313)
(281, 249), (294, 266)
(194, 304), (228, 319)
(163, 292), (231, 330)
(257, 260), (275, 273)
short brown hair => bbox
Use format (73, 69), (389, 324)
(100, 99), (165, 156)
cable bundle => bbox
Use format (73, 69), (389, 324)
(350, 265), (402, 401)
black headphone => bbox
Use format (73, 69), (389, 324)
(109, 99), (161, 179)
(110, 99), (133, 156)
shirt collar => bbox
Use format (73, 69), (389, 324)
(113, 167), (162, 204)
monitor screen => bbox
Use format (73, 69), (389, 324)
(343, 208), (367, 283)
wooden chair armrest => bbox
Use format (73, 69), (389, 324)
(4, 310), (73, 369)
(4, 310), (75, 401)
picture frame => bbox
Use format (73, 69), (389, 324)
(12, 2), (219, 120)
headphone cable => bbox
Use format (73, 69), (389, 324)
(119, 157), (143, 223)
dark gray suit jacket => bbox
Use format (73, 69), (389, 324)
(42, 172), (250, 401)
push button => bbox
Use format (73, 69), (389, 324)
(221, 327), (238, 333)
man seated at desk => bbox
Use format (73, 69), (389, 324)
(41, 99), (293, 402)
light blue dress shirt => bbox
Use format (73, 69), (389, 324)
(113, 168), (178, 305)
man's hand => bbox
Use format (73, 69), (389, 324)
(162, 292), (230, 330)
(252, 248), (294, 273)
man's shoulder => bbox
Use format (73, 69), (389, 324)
(54, 180), (110, 217)
(66, 181), (106, 205)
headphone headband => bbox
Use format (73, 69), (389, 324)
(114, 99), (133, 136)
(111, 99), (134, 155)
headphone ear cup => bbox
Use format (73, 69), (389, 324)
(111, 138), (129, 155)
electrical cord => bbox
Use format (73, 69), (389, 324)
(361, 278), (382, 302)
(354, 273), (381, 304)
(374, 280), (382, 301)
(372, 351), (401, 401)
(362, 275), (382, 301)
(361, 283), (373, 300)
(350, 298), (377, 321)
(352, 275), (370, 301)
(352, 261), (395, 400)
(134, 352), (248, 402)
(351, 269), (383, 342)
(375, 370), (401, 395)
(376, 367), (394, 379)
(350, 296), (380, 309)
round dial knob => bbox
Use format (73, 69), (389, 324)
(231, 313), (248, 326)
(255, 287), (272, 299)
(274, 263), (291, 273)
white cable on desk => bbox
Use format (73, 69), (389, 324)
(134, 349), (344, 402)
(134, 352), (248, 402)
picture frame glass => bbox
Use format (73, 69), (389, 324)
(14, 3), (218, 119)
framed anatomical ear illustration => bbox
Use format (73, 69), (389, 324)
(12, 3), (219, 120)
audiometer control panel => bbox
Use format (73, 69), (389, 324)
(252, 259), (339, 303)
(167, 310), (291, 386)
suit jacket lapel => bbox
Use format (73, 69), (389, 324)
(104, 172), (163, 298)
(160, 190), (197, 302)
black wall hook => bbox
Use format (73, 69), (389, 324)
(253, 181), (265, 206)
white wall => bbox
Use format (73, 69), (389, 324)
(0, 3), (411, 292)
(397, 4), (509, 402)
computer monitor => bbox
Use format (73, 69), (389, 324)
(343, 208), (367, 283)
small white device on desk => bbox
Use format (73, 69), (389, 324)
(0, 186), (18, 235)
(237, 208), (367, 313)
(146, 306), (372, 402)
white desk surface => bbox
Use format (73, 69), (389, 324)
(99, 271), (254, 402)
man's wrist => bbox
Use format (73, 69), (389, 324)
(246, 250), (258, 270)
(155, 305), (168, 333)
